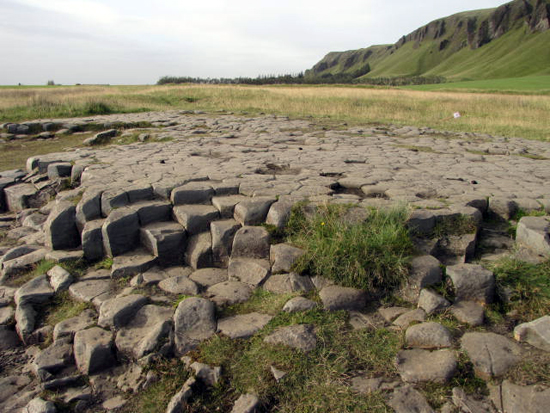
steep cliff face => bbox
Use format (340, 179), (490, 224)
(308, 0), (550, 80)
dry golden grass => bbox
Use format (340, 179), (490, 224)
(0, 84), (548, 141)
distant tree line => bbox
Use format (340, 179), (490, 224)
(157, 71), (447, 87)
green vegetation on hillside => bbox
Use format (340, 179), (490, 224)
(404, 75), (550, 94)
(308, 0), (550, 82)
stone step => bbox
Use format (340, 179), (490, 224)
(173, 205), (220, 235)
(140, 221), (187, 267)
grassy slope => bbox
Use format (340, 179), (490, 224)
(310, 2), (550, 81)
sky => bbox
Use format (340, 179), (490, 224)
(0, 0), (508, 85)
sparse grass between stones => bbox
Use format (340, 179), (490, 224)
(43, 291), (93, 327)
(190, 309), (401, 412)
(286, 203), (413, 292)
(218, 289), (298, 318)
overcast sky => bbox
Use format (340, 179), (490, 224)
(1, 0), (508, 85)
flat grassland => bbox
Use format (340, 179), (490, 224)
(0, 83), (549, 141)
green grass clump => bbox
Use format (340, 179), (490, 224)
(7, 259), (57, 287)
(486, 257), (550, 322)
(94, 257), (113, 270)
(286, 204), (413, 292)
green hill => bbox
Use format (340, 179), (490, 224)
(306, 0), (550, 81)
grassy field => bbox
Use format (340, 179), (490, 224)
(0, 84), (549, 142)
(404, 75), (550, 94)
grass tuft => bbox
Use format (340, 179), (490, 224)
(485, 257), (550, 322)
(286, 203), (413, 292)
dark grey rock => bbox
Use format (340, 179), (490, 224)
(47, 265), (73, 292)
(388, 385), (435, 413)
(266, 200), (294, 229)
(81, 220), (105, 261)
(44, 201), (80, 250)
(282, 297), (318, 313)
(190, 362), (221, 386)
(173, 297), (216, 356)
(115, 305), (173, 360)
(165, 377), (195, 413)
(75, 188), (102, 231)
(407, 210), (435, 235)
(450, 300), (485, 326)
(53, 309), (96, 341)
(47, 163), (72, 180)
(211, 219), (240, 267)
(140, 222), (186, 267)
(396, 349), (457, 383)
(132, 200), (172, 226)
(514, 315), (550, 352)
(231, 226), (270, 259)
(212, 195), (246, 219)
(110, 249), (157, 278)
(217, 312), (273, 339)
(516, 216), (550, 257)
(461, 332), (522, 380)
(4, 184), (38, 212)
(102, 207), (140, 257)
(417, 289), (450, 314)
(263, 273), (314, 294)
(98, 294), (148, 329)
(264, 324), (317, 352)
(15, 274), (54, 306)
(206, 281), (252, 306)
(228, 258), (270, 287)
(401, 255), (442, 303)
(270, 244), (305, 274)
(447, 264), (495, 305)
(490, 380), (550, 413)
(32, 337), (73, 377)
(101, 188), (129, 217)
(73, 327), (116, 375)
(231, 393), (259, 413)
(158, 275), (199, 296)
(234, 196), (276, 225)
(393, 309), (427, 329)
(172, 205), (219, 235)
(171, 182), (214, 205)
(185, 232), (212, 269)
(189, 268), (227, 288)
(0, 326), (20, 350)
(319, 285), (367, 311)
(405, 322), (453, 349)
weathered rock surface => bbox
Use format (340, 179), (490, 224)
(231, 226), (270, 259)
(490, 380), (550, 413)
(206, 281), (252, 306)
(217, 312), (273, 339)
(173, 297), (216, 356)
(395, 349), (457, 383)
(451, 300), (485, 326)
(189, 268), (227, 288)
(401, 255), (442, 302)
(228, 258), (270, 286)
(234, 196), (276, 225)
(282, 297), (318, 312)
(102, 207), (140, 257)
(73, 327), (116, 375)
(43, 201), (80, 250)
(447, 264), (495, 305)
(319, 285), (367, 311)
(514, 316), (550, 352)
(263, 273), (314, 294)
(158, 275), (199, 296)
(461, 332), (522, 379)
(270, 243), (305, 274)
(405, 322), (453, 349)
(211, 219), (240, 266)
(516, 216), (550, 256)
(388, 385), (435, 413)
(230, 393), (259, 413)
(264, 324), (317, 352)
(116, 305), (173, 359)
(165, 377), (196, 413)
(47, 265), (73, 292)
(98, 294), (148, 329)
(53, 309), (96, 341)
(417, 289), (450, 314)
